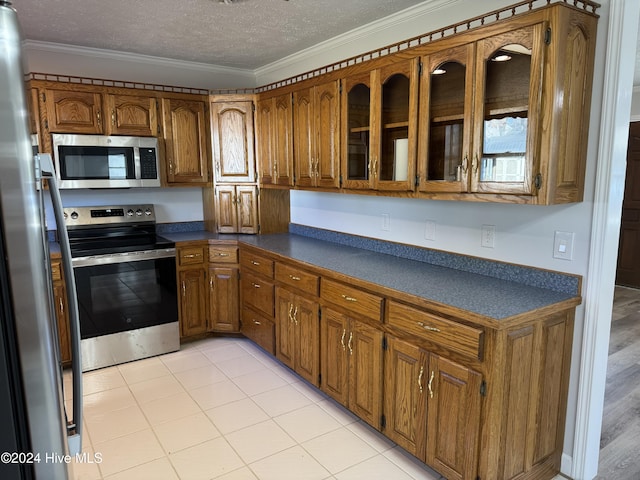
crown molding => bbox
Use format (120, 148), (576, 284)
(254, 0), (462, 80)
(23, 40), (256, 79)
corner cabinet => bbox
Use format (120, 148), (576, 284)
(214, 185), (259, 234)
(162, 98), (211, 186)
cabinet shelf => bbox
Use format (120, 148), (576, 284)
(350, 126), (371, 133)
(383, 121), (409, 130)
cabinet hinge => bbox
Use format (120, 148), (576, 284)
(545, 28), (552, 45)
(480, 381), (487, 397)
(382, 336), (388, 351)
(339, 175), (343, 188)
(534, 173), (543, 190)
(415, 175), (420, 188)
(418, 61), (423, 76)
(41, 92), (46, 103)
(380, 414), (386, 430)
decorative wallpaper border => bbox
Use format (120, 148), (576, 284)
(289, 224), (581, 296)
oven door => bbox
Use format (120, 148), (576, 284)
(72, 248), (178, 371)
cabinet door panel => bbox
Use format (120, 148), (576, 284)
(274, 93), (294, 186)
(45, 89), (103, 134)
(426, 354), (482, 480)
(211, 101), (256, 183)
(208, 266), (239, 332)
(383, 336), (427, 458)
(275, 288), (295, 369)
(349, 321), (383, 430)
(320, 309), (349, 405)
(256, 98), (275, 184)
(293, 88), (315, 187)
(236, 186), (259, 234)
(179, 268), (208, 337)
(215, 186), (238, 233)
(294, 295), (320, 387)
(315, 81), (341, 189)
(106, 94), (157, 136)
(163, 98), (209, 184)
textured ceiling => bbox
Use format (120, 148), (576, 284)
(12, 0), (427, 69)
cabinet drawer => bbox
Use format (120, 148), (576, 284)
(241, 272), (274, 317)
(50, 261), (62, 282)
(241, 306), (275, 355)
(178, 245), (207, 266)
(321, 278), (383, 322)
(388, 301), (483, 359)
(240, 250), (274, 278)
(209, 245), (238, 264)
(275, 263), (319, 296)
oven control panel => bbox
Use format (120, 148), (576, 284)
(63, 204), (156, 228)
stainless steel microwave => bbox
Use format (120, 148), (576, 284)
(51, 134), (161, 189)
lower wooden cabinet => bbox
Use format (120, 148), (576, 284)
(208, 265), (239, 332)
(241, 306), (275, 355)
(383, 335), (482, 480)
(320, 308), (383, 429)
(50, 258), (71, 364)
(178, 267), (208, 337)
(215, 185), (258, 234)
(275, 287), (320, 387)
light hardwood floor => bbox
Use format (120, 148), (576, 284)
(596, 285), (640, 480)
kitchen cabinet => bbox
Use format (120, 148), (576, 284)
(293, 80), (341, 189)
(104, 93), (158, 136)
(214, 184), (258, 234)
(176, 244), (208, 338)
(383, 335), (482, 480)
(256, 93), (294, 187)
(275, 287), (320, 387)
(208, 245), (240, 333)
(342, 58), (419, 192)
(320, 308), (383, 429)
(239, 247), (276, 354)
(210, 98), (256, 183)
(162, 97), (211, 186)
(50, 258), (71, 365)
(43, 88), (103, 134)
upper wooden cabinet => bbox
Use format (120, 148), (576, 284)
(256, 93), (294, 187)
(293, 80), (341, 189)
(104, 93), (158, 137)
(162, 98), (211, 186)
(342, 59), (419, 192)
(43, 88), (104, 134)
(210, 99), (256, 183)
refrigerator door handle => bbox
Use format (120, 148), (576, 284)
(37, 153), (83, 455)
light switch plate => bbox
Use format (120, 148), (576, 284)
(553, 231), (575, 260)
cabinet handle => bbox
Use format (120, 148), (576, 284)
(427, 370), (434, 399)
(418, 365), (424, 394)
(253, 319), (261, 326)
(293, 305), (298, 325)
(215, 253), (230, 257)
(182, 281), (186, 296)
(314, 158), (319, 177)
(58, 297), (64, 315)
(462, 154), (468, 174)
(111, 109), (116, 126)
(472, 154), (478, 174)
(417, 322), (441, 333)
(340, 328), (346, 351)
(347, 331), (353, 355)
(341, 294), (357, 302)
(251, 282), (261, 289)
(184, 253), (201, 259)
(169, 162), (174, 174)
(215, 161), (220, 174)
(288, 303), (294, 323)
(289, 275), (301, 281)
(96, 109), (102, 129)
(209, 276), (214, 289)
(251, 260), (260, 266)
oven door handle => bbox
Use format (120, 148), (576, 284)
(72, 248), (176, 267)
(39, 153), (83, 455)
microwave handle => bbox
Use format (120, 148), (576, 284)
(38, 153), (83, 455)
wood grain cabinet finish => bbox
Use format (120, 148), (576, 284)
(256, 93), (294, 187)
(208, 245), (240, 333)
(292, 80), (341, 189)
(321, 308), (383, 430)
(50, 258), (71, 364)
(104, 94), (158, 136)
(176, 244), (208, 337)
(162, 98), (211, 186)
(43, 89), (104, 134)
(210, 100), (256, 183)
(214, 184), (259, 234)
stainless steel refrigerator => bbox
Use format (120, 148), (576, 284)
(0, 1), (82, 478)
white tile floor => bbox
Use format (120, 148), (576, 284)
(64, 337), (445, 480)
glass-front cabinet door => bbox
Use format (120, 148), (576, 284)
(342, 59), (418, 191)
(472, 24), (544, 195)
(418, 44), (475, 193)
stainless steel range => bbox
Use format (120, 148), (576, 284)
(64, 204), (179, 371)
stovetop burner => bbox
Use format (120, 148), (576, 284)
(63, 204), (174, 257)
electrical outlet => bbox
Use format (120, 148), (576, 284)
(381, 214), (390, 231)
(481, 224), (495, 248)
(425, 220), (436, 241)
(553, 231), (575, 260)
